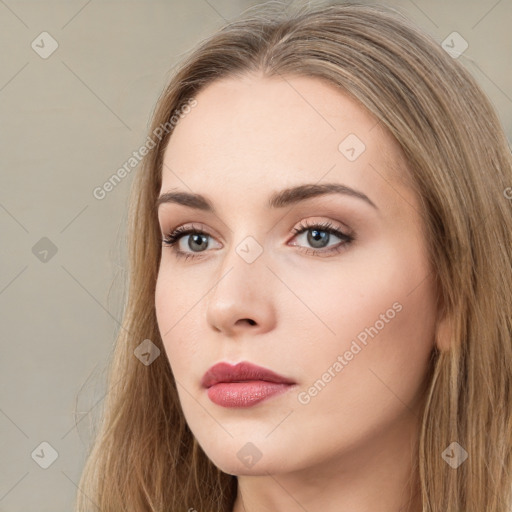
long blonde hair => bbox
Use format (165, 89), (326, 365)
(75, 2), (512, 510)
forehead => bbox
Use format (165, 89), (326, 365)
(161, 74), (413, 215)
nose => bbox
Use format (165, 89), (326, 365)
(205, 243), (276, 337)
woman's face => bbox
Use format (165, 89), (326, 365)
(155, 73), (438, 476)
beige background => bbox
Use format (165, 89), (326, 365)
(0, 0), (510, 510)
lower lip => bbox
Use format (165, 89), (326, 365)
(206, 381), (293, 408)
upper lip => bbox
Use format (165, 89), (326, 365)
(201, 361), (296, 388)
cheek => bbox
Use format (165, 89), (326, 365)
(289, 239), (437, 392)
(154, 270), (201, 375)
(285, 273), (436, 461)
(155, 274), (175, 346)
(155, 262), (204, 333)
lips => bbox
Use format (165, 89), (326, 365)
(201, 361), (296, 408)
(201, 361), (295, 388)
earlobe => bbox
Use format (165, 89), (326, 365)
(435, 312), (453, 353)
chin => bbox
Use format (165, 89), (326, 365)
(198, 437), (298, 477)
(211, 456), (282, 477)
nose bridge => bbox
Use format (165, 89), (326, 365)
(206, 234), (272, 332)
(210, 234), (267, 305)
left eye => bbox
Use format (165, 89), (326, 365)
(290, 220), (353, 252)
(161, 220), (354, 260)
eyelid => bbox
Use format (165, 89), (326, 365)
(161, 218), (348, 244)
(162, 223), (221, 245)
(161, 217), (355, 260)
(161, 222), (220, 240)
(290, 217), (354, 237)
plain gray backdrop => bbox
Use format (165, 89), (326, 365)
(1, 0), (511, 510)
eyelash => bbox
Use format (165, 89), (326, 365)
(161, 220), (355, 261)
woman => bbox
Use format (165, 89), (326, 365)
(75, 2), (512, 511)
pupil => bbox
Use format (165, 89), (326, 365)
(189, 234), (208, 251)
(308, 229), (329, 248)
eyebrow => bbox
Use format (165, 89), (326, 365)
(156, 183), (378, 212)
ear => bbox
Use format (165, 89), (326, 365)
(434, 310), (453, 353)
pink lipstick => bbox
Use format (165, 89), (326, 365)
(201, 361), (296, 408)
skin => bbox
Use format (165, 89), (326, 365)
(155, 73), (439, 512)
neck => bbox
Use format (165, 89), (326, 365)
(232, 408), (423, 512)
